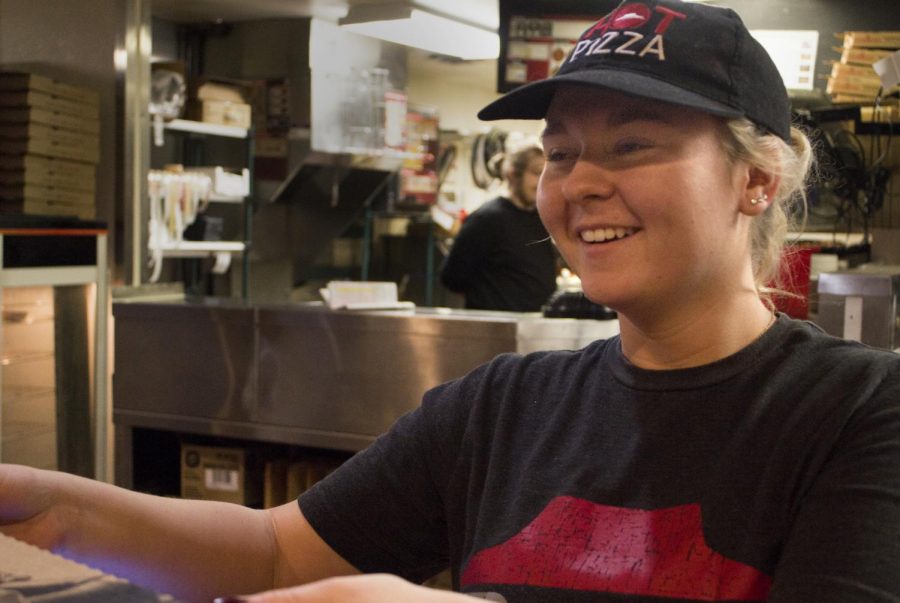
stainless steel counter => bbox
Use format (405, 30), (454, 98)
(112, 300), (618, 487)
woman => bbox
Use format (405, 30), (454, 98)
(3, 1), (899, 601)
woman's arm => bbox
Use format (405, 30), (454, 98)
(0, 464), (358, 603)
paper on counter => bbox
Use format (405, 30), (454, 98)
(320, 280), (415, 311)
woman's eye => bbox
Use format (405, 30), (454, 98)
(545, 148), (573, 162)
(614, 139), (651, 154)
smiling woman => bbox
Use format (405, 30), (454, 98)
(535, 89), (789, 363)
(1, 1), (899, 603)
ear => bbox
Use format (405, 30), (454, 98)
(740, 167), (780, 216)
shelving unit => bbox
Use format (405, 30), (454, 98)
(149, 118), (254, 299)
(153, 240), (246, 258)
(0, 226), (108, 480)
(163, 118), (248, 139)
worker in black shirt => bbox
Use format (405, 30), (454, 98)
(440, 145), (557, 312)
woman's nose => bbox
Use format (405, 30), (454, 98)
(561, 160), (616, 205)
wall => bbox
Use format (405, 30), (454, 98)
(0, 0), (123, 275)
(407, 53), (541, 137)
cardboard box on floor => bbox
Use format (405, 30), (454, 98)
(180, 443), (262, 506)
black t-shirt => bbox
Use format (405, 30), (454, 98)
(440, 197), (556, 312)
(299, 315), (900, 601)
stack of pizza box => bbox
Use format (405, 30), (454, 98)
(828, 31), (900, 107)
(0, 71), (100, 220)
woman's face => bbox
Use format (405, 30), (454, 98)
(538, 87), (754, 316)
(510, 156), (544, 207)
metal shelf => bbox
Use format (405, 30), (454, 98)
(163, 118), (248, 139)
(208, 194), (246, 204)
(156, 240), (246, 258)
(149, 119), (255, 299)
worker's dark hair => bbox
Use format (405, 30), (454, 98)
(502, 145), (544, 182)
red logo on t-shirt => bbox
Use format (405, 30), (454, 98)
(461, 497), (772, 600)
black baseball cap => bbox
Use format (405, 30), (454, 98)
(478, 0), (791, 142)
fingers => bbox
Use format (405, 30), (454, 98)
(214, 574), (476, 603)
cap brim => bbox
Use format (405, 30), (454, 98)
(478, 70), (745, 122)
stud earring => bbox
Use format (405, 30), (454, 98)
(750, 193), (769, 206)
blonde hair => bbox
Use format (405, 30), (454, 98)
(720, 119), (815, 293)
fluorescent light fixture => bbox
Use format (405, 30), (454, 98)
(339, 3), (500, 61)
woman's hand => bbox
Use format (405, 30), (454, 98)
(0, 464), (66, 550)
(217, 574), (482, 603)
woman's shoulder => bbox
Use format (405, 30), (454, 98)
(778, 316), (900, 369)
(768, 316), (900, 407)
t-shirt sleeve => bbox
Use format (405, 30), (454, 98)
(296, 364), (488, 583)
(769, 369), (900, 601)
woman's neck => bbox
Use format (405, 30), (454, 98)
(506, 192), (536, 211)
(617, 295), (776, 370)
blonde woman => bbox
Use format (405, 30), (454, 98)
(3, 2), (899, 601)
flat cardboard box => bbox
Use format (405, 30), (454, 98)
(195, 81), (246, 104)
(180, 443), (262, 506)
(0, 196), (95, 219)
(263, 459), (289, 508)
(285, 460), (309, 502)
(839, 46), (894, 67)
(192, 76), (251, 103)
(0, 122), (100, 164)
(0, 105), (100, 134)
(187, 99), (252, 129)
(0, 71), (100, 105)
(0, 183), (95, 206)
(826, 76), (882, 97)
(829, 62), (883, 85)
(840, 31), (900, 50)
(0, 153), (96, 190)
(830, 93), (879, 104)
(0, 88), (99, 120)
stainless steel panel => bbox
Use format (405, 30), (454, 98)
(256, 306), (517, 437)
(114, 301), (257, 421)
(817, 294), (899, 350)
(113, 301), (619, 454)
(818, 270), (900, 296)
(816, 266), (900, 350)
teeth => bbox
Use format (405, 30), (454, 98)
(580, 227), (635, 243)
